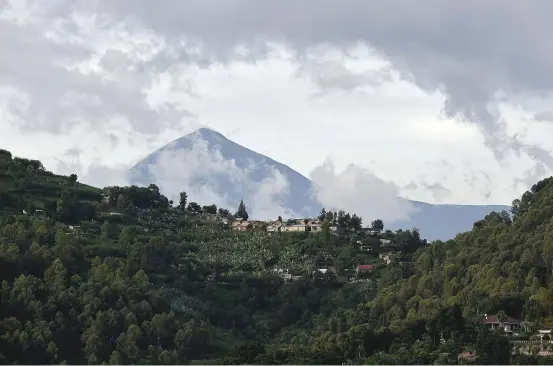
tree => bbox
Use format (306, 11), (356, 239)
(371, 219), (384, 232)
(68, 174), (77, 186)
(218, 208), (231, 217)
(523, 299), (542, 322)
(187, 202), (202, 214)
(178, 192), (188, 211)
(119, 226), (135, 248)
(318, 208), (327, 222)
(496, 310), (507, 333)
(100, 221), (109, 243)
(321, 218), (331, 240)
(202, 204), (217, 215)
(349, 214), (362, 231)
(234, 200), (249, 220)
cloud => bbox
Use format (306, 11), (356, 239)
(138, 136), (298, 219)
(309, 158), (415, 224)
(422, 182), (452, 203)
(55, 160), (130, 188)
(96, 1), (553, 169)
(4, 0), (553, 207)
(0, 0), (196, 136)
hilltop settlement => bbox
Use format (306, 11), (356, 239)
(3, 148), (553, 364)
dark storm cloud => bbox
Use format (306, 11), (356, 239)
(5, 0), (553, 172)
(98, 0), (553, 165)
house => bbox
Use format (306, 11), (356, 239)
(379, 238), (392, 246)
(458, 351), (478, 363)
(231, 220), (251, 231)
(379, 251), (397, 264)
(274, 269), (301, 282)
(109, 212), (123, 216)
(480, 314), (521, 335)
(537, 329), (552, 342)
(314, 268), (335, 275)
(249, 220), (266, 230)
(356, 264), (374, 275)
(281, 224), (307, 232)
(266, 224), (281, 232)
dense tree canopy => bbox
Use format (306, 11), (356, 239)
(1, 149), (553, 364)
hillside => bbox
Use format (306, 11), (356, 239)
(1, 147), (552, 364)
(128, 128), (509, 241)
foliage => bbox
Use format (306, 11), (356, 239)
(2, 149), (552, 364)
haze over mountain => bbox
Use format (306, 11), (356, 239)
(129, 128), (509, 240)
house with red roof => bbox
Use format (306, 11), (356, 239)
(480, 314), (521, 335)
(356, 264), (374, 276)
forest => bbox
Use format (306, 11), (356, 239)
(1, 147), (553, 364)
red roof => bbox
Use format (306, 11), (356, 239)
(480, 314), (521, 325)
(357, 264), (374, 270)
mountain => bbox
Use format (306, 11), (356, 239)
(129, 128), (510, 240)
(393, 200), (510, 241)
(128, 128), (320, 217)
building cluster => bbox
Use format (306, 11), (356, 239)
(229, 217), (324, 233)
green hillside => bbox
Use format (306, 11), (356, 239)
(0, 148), (552, 364)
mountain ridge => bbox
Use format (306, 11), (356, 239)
(129, 128), (510, 240)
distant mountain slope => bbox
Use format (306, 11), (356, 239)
(129, 128), (510, 240)
(129, 128), (321, 217)
(392, 199), (510, 241)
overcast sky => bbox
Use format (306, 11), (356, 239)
(2, 0), (553, 207)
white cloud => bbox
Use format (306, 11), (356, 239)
(55, 160), (130, 189)
(2, 0), (553, 210)
(140, 137), (299, 219)
(309, 159), (416, 224)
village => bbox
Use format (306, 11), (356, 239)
(224, 215), (403, 277)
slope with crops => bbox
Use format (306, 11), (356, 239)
(1, 147), (552, 364)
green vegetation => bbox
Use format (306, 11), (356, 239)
(1, 148), (553, 364)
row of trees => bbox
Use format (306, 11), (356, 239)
(177, 191), (245, 219)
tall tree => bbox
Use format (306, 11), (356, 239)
(68, 174), (77, 186)
(318, 208), (327, 222)
(371, 219), (384, 232)
(234, 200), (249, 220)
(178, 192), (188, 211)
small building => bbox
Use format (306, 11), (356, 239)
(314, 268), (332, 275)
(281, 224), (307, 232)
(379, 251), (397, 264)
(356, 264), (374, 275)
(458, 351), (478, 363)
(480, 314), (521, 335)
(231, 220), (251, 231)
(266, 224), (281, 232)
(380, 238), (392, 246)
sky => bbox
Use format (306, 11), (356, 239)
(3, 1), (553, 217)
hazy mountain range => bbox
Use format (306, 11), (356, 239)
(129, 128), (509, 241)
